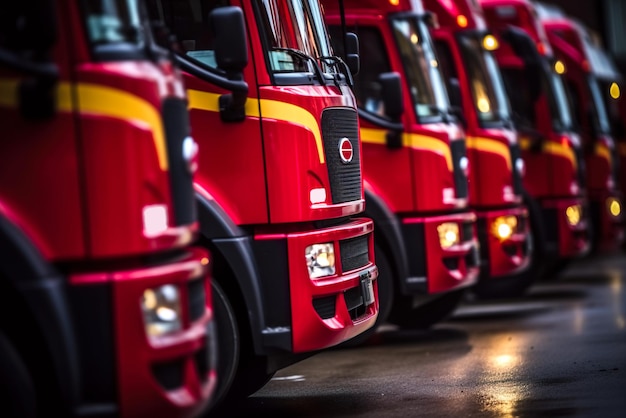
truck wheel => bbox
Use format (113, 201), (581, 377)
(388, 288), (466, 330)
(207, 280), (240, 412)
(208, 280), (274, 415)
(0, 331), (37, 418)
(337, 244), (394, 348)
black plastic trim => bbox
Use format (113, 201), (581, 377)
(195, 194), (269, 355)
(364, 190), (410, 294)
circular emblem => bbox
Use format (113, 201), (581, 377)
(339, 137), (354, 164)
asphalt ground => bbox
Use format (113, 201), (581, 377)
(213, 251), (626, 418)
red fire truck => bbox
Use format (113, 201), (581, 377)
(422, 0), (532, 298)
(0, 1), (216, 417)
(322, 0), (485, 338)
(534, 3), (624, 253)
(148, 0), (379, 411)
(478, 0), (591, 277)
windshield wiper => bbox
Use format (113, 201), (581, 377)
(318, 55), (353, 87)
(271, 47), (325, 85)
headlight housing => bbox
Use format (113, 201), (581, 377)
(141, 284), (182, 337)
(437, 222), (460, 249)
(566, 204), (582, 226)
(305, 243), (336, 278)
(492, 215), (518, 240)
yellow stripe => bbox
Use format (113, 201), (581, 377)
(187, 89), (325, 163)
(359, 127), (387, 145)
(405, 133), (453, 171)
(544, 141), (577, 170)
(595, 142), (612, 167)
(359, 127), (453, 171)
(467, 136), (511, 170)
(361, 128), (453, 172)
(519, 136), (577, 169)
(0, 78), (168, 170)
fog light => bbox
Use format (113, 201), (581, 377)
(492, 216), (517, 240)
(305, 243), (336, 278)
(565, 204), (582, 226)
(437, 222), (460, 249)
(141, 284), (182, 337)
(607, 198), (621, 217)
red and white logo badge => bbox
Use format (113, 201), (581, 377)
(339, 137), (353, 163)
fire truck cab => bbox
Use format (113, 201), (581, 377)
(479, 0), (592, 277)
(0, 1), (216, 417)
(322, 0), (483, 337)
(535, 2), (624, 253)
(423, 0), (533, 298)
(149, 0), (379, 411)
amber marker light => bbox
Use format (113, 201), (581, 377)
(554, 60), (566, 74)
(607, 198), (622, 217)
(457, 14), (468, 28)
(610, 82), (621, 99)
(483, 34), (499, 51)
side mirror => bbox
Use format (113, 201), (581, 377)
(502, 26), (542, 103)
(447, 78), (466, 127)
(345, 32), (360, 75)
(209, 6), (249, 122)
(210, 6), (248, 75)
(379, 72), (404, 120)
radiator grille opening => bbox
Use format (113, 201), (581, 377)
(321, 108), (362, 204)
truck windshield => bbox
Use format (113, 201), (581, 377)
(588, 76), (612, 135)
(81, 0), (149, 56)
(390, 15), (449, 121)
(256, 0), (337, 76)
(458, 34), (511, 126)
(547, 68), (575, 131)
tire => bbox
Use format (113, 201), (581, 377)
(388, 288), (466, 330)
(206, 280), (240, 412)
(0, 331), (37, 418)
(207, 280), (275, 416)
(337, 244), (394, 348)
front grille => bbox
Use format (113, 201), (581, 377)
(509, 143), (524, 196)
(321, 108), (362, 204)
(450, 139), (469, 198)
(340, 235), (369, 273)
(187, 278), (206, 323)
(152, 360), (184, 390)
(313, 296), (336, 319)
(461, 220), (474, 242)
(162, 98), (196, 226)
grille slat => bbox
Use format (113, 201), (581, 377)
(340, 235), (370, 273)
(451, 139), (469, 199)
(321, 108), (362, 204)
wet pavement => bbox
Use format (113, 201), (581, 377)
(217, 252), (626, 417)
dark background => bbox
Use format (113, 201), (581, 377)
(533, 0), (626, 76)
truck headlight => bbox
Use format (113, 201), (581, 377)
(305, 243), (335, 278)
(566, 204), (582, 226)
(141, 284), (182, 337)
(437, 222), (460, 249)
(492, 216), (517, 240)
(607, 198), (621, 217)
